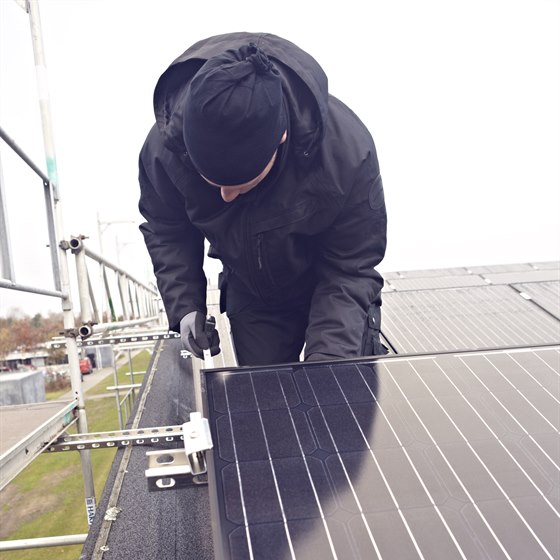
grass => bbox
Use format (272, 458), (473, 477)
(45, 377), (72, 401)
(45, 389), (70, 401)
(0, 350), (152, 559)
(86, 350), (152, 397)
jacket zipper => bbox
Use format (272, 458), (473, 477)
(244, 206), (266, 300)
(257, 234), (263, 270)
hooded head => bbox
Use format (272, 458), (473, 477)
(182, 43), (287, 186)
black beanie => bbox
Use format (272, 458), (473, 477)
(183, 43), (287, 186)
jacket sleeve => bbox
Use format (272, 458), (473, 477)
(304, 155), (387, 360)
(138, 127), (207, 333)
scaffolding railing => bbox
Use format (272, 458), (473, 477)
(0, 127), (63, 299)
(67, 235), (162, 339)
(0, 0), (163, 552)
(0, 120), (97, 530)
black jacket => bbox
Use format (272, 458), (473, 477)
(139, 32), (387, 360)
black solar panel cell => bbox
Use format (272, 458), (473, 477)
(205, 348), (559, 560)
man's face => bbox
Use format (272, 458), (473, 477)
(201, 131), (287, 203)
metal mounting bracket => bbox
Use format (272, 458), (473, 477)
(144, 412), (213, 491)
(47, 414), (213, 491)
(47, 425), (184, 452)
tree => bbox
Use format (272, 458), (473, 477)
(0, 327), (14, 359)
(31, 313), (43, 329)
(0, 312), (64, 354)
(11, 320), (38, 350)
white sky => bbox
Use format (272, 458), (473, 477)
(1, 0), (559, 317)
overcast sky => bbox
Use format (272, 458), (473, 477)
(1, 0), (559, 317)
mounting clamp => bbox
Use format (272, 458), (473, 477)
(144, 411), (213, 491)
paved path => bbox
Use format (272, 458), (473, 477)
(55, 366), (116, 400)
(0, 351), (147, 457)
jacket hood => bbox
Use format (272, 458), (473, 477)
(153, 32), (329, 162)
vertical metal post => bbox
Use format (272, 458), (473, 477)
(0, 150), (15, 282)
(42, 180), (61, 291)
(133, 284), (140, 319)
(118, 273), (130, 320)
(27, 0), (59, 202)
(127, 348), (135, 388)
(87, 270), (100, 324)
(127, 280), (136, 319)
(102, 265), (117, 322)
(112, 363), (123, 430)
(71, 237), (93, 326)
(27, 0), (96, 525)
(96, 211), (106, 322)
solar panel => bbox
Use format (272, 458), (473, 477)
(532, 262), (560, 271)
(480, 269), (560, 285)
(381, 285), (560, 354)
(204, 347), (559, 560)
(513, 281), (560, 320)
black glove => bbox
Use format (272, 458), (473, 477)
(180, 311), (221, 359)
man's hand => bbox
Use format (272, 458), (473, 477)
(180, 311), (221, 359)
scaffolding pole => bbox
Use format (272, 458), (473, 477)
(27, 0), (96, 525)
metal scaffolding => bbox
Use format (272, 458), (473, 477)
(0, 0), (163, 551)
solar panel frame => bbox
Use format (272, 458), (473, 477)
(513, 281), (560, 320)
(382, 267), (471, 279)
(203, 347), (560, 560)
(467, 263), (536, 274)
(480, 269), (560, 285)
(529, 262), (560, 271)
(386, 274), (488, 291)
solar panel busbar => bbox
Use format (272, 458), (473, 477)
(203, 347), (559, 560)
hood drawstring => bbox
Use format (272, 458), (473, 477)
(246, 43), (277, 75)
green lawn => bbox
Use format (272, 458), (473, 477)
(0, 349), (153, 559)
(0, 397), (119, 559)
(86, 350), (152, 397)
(45, 389), (70, 401)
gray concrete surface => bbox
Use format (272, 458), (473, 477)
(0, 400), (74, 455)
(0, 370), (46, 406)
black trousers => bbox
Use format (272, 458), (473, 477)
(221, 272), (386, 367)
(228, 299), (311, 366)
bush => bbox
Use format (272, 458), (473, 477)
(45, 375), (71, 393)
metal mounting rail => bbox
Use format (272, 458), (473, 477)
(0, 401), (78, 491)
(50, 331), (180, 348)
(47, 425), (184, 452)
(46, 414), (214, 492)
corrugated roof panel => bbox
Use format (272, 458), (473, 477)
(381, 285), (560, 354)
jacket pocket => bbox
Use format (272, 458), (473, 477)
(252, 199), (317, 233)
(251, 200), (317, 288)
